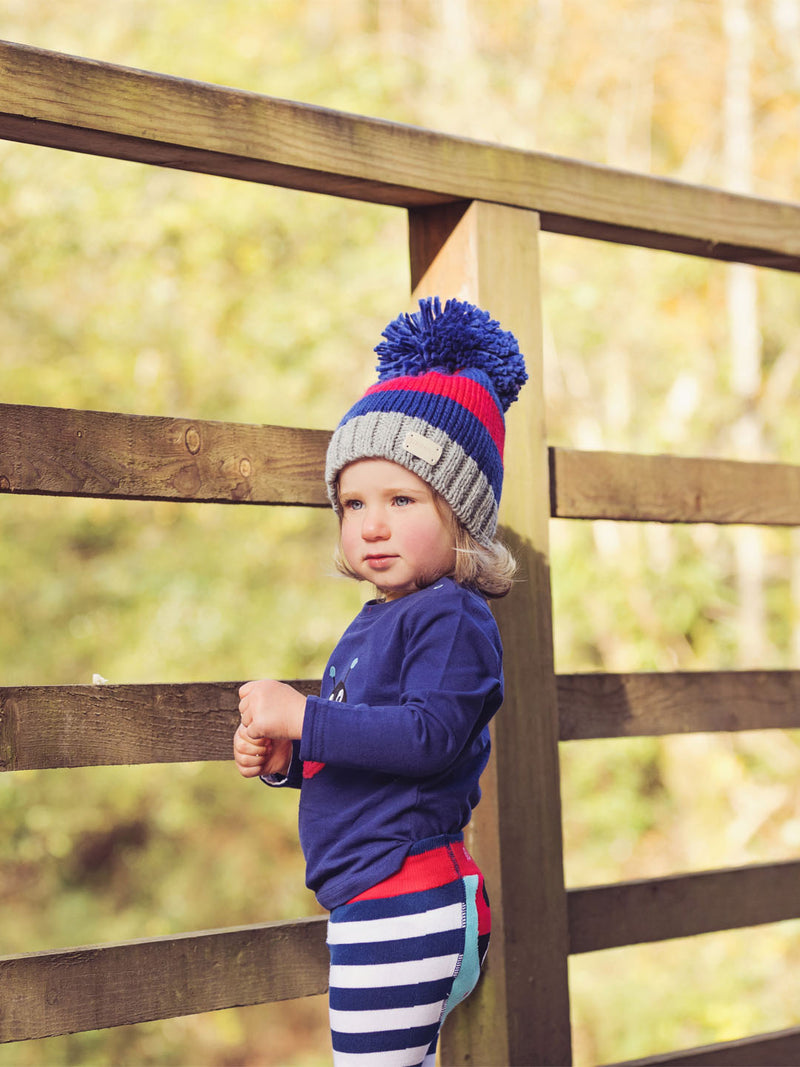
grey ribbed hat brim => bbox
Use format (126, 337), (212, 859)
(326, 410), (498, 545)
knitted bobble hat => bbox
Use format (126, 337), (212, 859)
(326, 297), (527, 545)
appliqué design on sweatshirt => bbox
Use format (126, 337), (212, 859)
(302, 657), (359, 780)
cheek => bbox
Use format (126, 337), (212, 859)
(411, 518), (455, 560)
(340, 521), (358, 561)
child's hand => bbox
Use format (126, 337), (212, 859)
(238, 679), (306, 741)
(233, 723), (293, 778)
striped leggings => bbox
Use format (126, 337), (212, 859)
(326, 836), (491, 1067)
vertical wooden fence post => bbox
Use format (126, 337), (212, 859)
(408, 200), (572, 1066)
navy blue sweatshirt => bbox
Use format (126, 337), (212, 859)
(274, 578), (504, 910)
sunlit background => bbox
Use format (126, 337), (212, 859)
(3, 1), (800, 1063)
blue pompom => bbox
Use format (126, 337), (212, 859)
(374, 297), (527, 412)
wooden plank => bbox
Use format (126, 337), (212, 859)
(0, 917), (329, 1043)
(0, 43), (444, 210)
(415, 203), (571, 1065)
(604, 1025), (800, 1066)
(481, 206), (573, 1066)
(7, 411), (800, 528)
(568, 860), (800, 954)
(2, 41), (800, 270)
(557, 670), (800, 740)
(551, 448), (800, 525)
(0, 681), (319, 771)
(0, 404), (329, 505)
(5, 670), (799, 771)
(407, 201), (472, 290)
(410, 204), (510, 1065)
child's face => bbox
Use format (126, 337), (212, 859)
(338, 458), (457, 601)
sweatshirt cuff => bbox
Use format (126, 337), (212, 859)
(259, 739), (303, 789)
(300, 695), (327, 764)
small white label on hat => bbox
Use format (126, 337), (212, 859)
(404, 432), (442, 466)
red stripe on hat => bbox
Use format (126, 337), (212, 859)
(364, 371), (505, 457)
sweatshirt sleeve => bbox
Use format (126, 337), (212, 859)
(300, 600), (502, 778)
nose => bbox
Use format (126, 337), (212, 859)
(361, 507), (390, 541)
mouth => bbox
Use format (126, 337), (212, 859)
(364, 553), (397, 570)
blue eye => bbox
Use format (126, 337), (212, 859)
(394, 495), (412, 506)
(343, 499), (363, 511)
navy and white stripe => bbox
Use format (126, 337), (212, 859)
(326, 876), (486, 1066)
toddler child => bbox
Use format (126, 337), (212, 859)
(234, 296), (527, 1067)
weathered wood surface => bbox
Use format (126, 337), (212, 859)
(421, 202), (571, 1066)
(0, 404), (329, 505)
(3, 870), (798, 1046)
(0, 681), (319, 771)
(2, 861), (798, 1043)
(485, 206), (573, 1067)
(605, 1025), (800, 1067)
(2, 41), (800, 270)
(0, 917), (329, 1044)
(7, 406), (800, 528)
(5, 671), (798, 771)
(568, 860), (800, 954)
(551, 448), (800, 525)
(557, 669), (800, 739)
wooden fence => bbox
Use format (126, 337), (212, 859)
(2, 38), (800, 1066)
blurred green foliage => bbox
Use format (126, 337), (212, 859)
(3, 1), (800, 1064)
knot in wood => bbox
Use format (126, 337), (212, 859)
(184, 426), (201, 455)
(239, 458), (251, 477)
(0, 475), (10, 490)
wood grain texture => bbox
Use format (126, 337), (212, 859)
(0, 917), (329, 1043)
(7, 409), (800, 528)
(604, 1025), (800, 1066)
(551, 448), (800, 525)
(4, 671), (799, 772)
(568, 860), (800, 954)
(480, 208), (573, 1067)
(0, 404), (330, 505)
(5, 37), (800, 1061)
(0, 681), (320, 771)
(419, 202), (572, 1066)
(557, 670), (800, 739)
(2, 41), (800, 270)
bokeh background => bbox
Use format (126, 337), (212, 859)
(3, 1), (800, 1063)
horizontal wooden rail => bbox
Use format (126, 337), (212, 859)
(0, 681), (320, 771)
(557, 670), (800, 739)
(5, 405), (800, 526)
(2, 41), (800, 270)
(551, 448), (800, 525)
(4, 916), (798, 1060)
(0, 916), (329, 1044)
(2, 862), (798, 1042)
(3, 671), (800, 771)
(568, 860), (800, 954)
(605, 1025), (800, 1066)
(1, 918), (798, 1056)
(0, 404), (329, 506)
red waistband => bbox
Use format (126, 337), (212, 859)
(349, 840), (482, 903)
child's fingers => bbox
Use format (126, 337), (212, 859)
(236, 739), (265, 758)
(238, 681), (254, 726)
(242, 724), (267, 745)
(235, 749), (263, 766)
(233, 723), (266, 756)
(233, 735), (268, 778)
(235, 756), (266, 779)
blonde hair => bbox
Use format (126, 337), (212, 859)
(333, 486), (517, 600)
